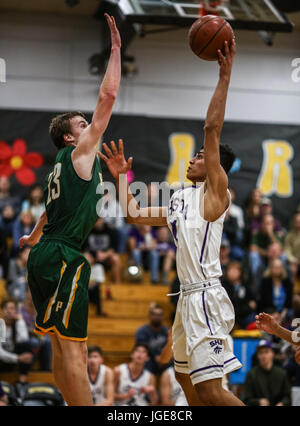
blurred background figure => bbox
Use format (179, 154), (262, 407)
(7, 246), (30, 302)
(21, 184), (45, 223)
(0, 299), (34, 383)
(83, 251), (106, 316)
(114, 343), (158, 406)
(87, 345), (114, 406)
(128, 225), (159, 284)
(135, 304), (170, 375)
(242, 340), (291, 406)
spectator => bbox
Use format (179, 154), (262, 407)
(222, 261), (256, 329)
(0, 177), (20, 216)
(258, 259), (293, 323)
(243, 339), (291, 406)
(85, 217), (121, 284)
(0, 299), (34, 383)
(284, 212), (300, 281)
(100, 190), (130, 254)
(0, 204), (16, 240)
(7, 246), (31, 302)
(135, 304), (170, 375)
(245, 188), (262, 226)
(220, 238), (231, 276)
(114, 343), (158, 406)
(156, 226), (176, 285)
(83, 251), (105, 316)
(21, 184), (45, 223)
(87, 346), (114, 406)
(250, 197), (284, 236)
(229, 187), (245, 230)
(160, 365), (188, 406)
(12, 211), (35, 254)
(0, 227), (9, 280)
(249, 214), (283, 287)
(19, 289), (52, 371)
(223, 211), (244, 260)
(128, 225), (159, 284)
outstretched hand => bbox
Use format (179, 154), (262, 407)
(255, 312), (279, 335)
(104, 13), (121, 49)
(98, 139), (133, 180)
(217, 38), (236, 80)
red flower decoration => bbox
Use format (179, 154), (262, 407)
(0, 139), (44, 186)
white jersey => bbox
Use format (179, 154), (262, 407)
(88, 365), (108, 404)
(116, 363), (151, 406)
(167, 183), (230, 286)
(166, 366), (188, 406)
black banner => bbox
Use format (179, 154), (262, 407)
(0, 109), (299, 227)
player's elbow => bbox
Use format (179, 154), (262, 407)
(204, 122), (221, 134)
(99, 90), (117, 103)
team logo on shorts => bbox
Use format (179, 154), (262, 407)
(209, 339), (223, 354)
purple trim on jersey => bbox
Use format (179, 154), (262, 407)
(224, 357), (237, 365)
(170, 220), (178, 242)
(202, 290), (213, 336)
(199, 222), (209, 264)
(199, 222), (209, 279)
(190, 364), (223, 376)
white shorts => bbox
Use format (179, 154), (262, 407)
(172, 280), (242, 386)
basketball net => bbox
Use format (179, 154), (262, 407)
(198, 1), (224, 17)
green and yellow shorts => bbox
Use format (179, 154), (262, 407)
(27, 239), (91, 341)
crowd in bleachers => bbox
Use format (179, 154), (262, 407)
(1, 173), (300, 405)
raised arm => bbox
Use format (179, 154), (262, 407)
(203, 40), (236, 221)
(72, 14), (121, 179)
(256, 312), (300, 346)
(19, 211), (48, 248)
(98, 139), (167, 226)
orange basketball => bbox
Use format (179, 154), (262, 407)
(189, 15), (234, 61)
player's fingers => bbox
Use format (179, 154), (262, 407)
(104, 13), (112, 26)
(224, 40), (230, 57)
(127, 157), (133, 170)
(118, 139), (124, 156)
(217, 49), (225, 64)
(231, 38), (236, 55)
(102, 142), (113, 158)
(110, 140), (118, 155)
(111, 16), (117, 29)
(98, 151), (109, 162)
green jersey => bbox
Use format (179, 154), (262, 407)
(42, 146), (103, 250)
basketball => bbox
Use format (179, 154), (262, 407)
(189, 15), (234, 61)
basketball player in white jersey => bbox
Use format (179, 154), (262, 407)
(87, 346), (114, 406)
(100, 39), (244, 406)
(160, 365), (188, 406)
(114, 343), (158, 406)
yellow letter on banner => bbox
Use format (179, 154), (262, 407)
(257, 140), (294, 197)
(166, 133), (195, 185)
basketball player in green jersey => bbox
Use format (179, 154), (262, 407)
(18, 14), (121, 406)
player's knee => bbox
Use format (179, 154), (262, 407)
(61, 340), (87, 365)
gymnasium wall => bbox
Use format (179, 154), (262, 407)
(0, 11), (300, 124)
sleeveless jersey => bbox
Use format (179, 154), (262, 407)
(167, 182), (230, 286)
(116, 363), (151, 406)
(88, 365), (108, 404)
(42, 146), (103, 250)
(166, 366), (188, 406)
